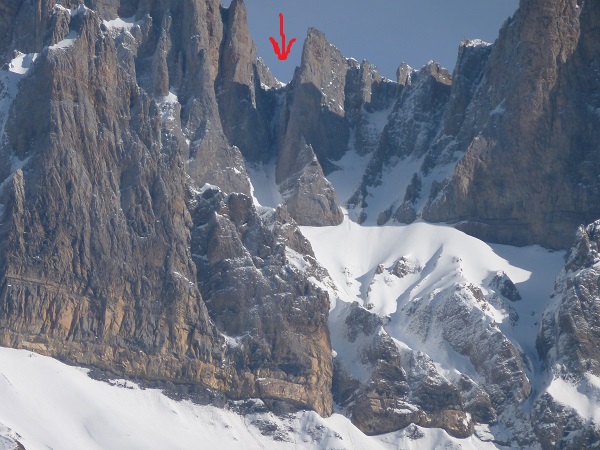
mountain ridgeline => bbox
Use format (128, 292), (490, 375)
(0, 0), (599, 448)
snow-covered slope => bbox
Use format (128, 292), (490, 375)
(301, 217), (570, 446)
(301, 218), (563, 356)
(0, 347), (494, 450)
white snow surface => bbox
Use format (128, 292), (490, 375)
(488, 243), (565, 371)
(301, 218), (556, 313)
(546, 375), (600, 424)
(247, 161), (283, 208)
(49, 30), (79, 50)
(103, 16), (138, 31)
(463, 39), (492, 48)
(1, 52), (37, 134)
(0, 347), (495, 450)
(7, 53), (38, 76)
(157, 91), (180, 126)
(326, 144), (372, 206)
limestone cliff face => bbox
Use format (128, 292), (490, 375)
(217, 0), (271, 164)
(1, 0), (599, 443)
(0, 2), (222, 389)
(423, 0), (600, 250)
(0, 0), (333, 417)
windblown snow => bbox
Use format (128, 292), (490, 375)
(48, 31), (79, 50)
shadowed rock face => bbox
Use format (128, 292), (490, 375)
(0, 0), (333, 417)
(0, 0), (21, 56)
(423, 0), (600, 250)
(348, 61), (453, 221)
(0, 6), (222, 389)
(217, 0), (271, 164)
(538, 221), (600, 377)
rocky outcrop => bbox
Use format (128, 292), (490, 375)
(348, 61), (452, 221)
(190, 187), (333, 415)
(0, 422), (25, 450)
(538, 221), (600, 377)
(217, 0), (271, 164)
(331, 302), (480, 439)
(395, 285), (531, 407)
(322, 247), (543, 446)
(279, 28), (349, 172)
(489, 271), (522, 302)
(346, 61), (397, 156)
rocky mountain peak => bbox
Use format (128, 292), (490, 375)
(421, 61), (452, 85)
(220, 0), (257, 90)
(534, 219), (600, 447)
(422, 0), (599, 249)
(296, 27), (348, 116)
(396, 63), (413, 85)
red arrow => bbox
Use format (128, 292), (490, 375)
(269, 13), (296, 61)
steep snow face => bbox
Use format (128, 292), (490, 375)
(102, 15), (139, 32)
(302, 218), (563, 351)
(326, 145), (371, 207)
(301, 218), (552, 311)
(546, 377), (600, 423)
(0, 347), (495, 450)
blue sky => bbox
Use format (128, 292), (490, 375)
(228, 0), (519, 82)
